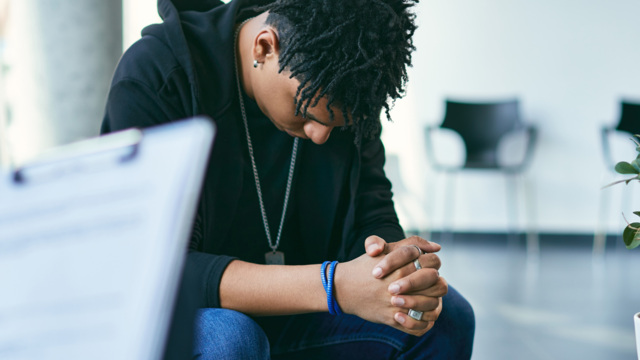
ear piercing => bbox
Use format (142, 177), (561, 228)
(253, 60), (259, 68)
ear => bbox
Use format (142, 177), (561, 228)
(252, 27), (280, 65)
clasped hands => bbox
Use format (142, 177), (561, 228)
(336, 235), (447, 337)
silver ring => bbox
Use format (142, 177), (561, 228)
(413, 259), (422, 270)
(409, 245), (423, 256)
(408, 309), (423, 321)
(410, 245), (423, 271)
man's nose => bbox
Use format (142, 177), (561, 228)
(303, 121), (332, 145)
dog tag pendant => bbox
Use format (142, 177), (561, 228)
(265, 251), (285, 265)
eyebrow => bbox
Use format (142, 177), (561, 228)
(305, 112), (331, 127)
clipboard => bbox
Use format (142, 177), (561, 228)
(0, 117), (216, 360)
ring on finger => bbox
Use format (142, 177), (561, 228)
(410, 244), (423, 256)
(408, 308), (423, 321)
(410, 245), (423, 270)
(413, 259), (422, 270)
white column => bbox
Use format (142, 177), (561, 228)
(4, 0), (122, 165)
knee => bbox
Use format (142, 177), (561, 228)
(193, 309), (270, 360)
(442, 287), (476, 352)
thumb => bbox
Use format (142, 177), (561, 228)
(364, 235), (388, 256)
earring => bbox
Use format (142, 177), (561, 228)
(253, 60), (259, 68)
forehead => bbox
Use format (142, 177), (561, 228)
(284, 75), (350, 126)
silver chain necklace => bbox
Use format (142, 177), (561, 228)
(234, 18), (299, 265)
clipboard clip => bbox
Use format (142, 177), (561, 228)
(13, 128), (143, 184)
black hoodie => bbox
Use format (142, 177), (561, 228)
(102, 0), (404, 311)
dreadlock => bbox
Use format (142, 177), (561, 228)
(258, 0), (418, 141)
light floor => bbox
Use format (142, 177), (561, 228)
(430, 233), (640, 360)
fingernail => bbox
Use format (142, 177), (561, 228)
(367, 244), (379, 253)
(389, 284), (400, 294)
(372, 267), (382, 277)
(392, 297), (405, 306)
(431, 242), (440, 247)
(395, 313), (405, 324)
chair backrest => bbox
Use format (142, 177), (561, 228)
(441, 99), (521, 169)
(616, 101), (640, 135)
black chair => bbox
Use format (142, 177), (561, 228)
(594, 101), (640, 256)
(424, 99), (538, 250)
(601, 101), (640, 170)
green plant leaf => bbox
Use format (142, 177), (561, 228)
(634, 211), (640, 217)
(615, 162), (639, 175)
(622, 223), (640, 247)
(632, 159), (640, 172)
(628, 229), (640, 250)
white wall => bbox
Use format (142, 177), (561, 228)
(3, 0), (638, 234)
(383, 0), (640, 234)
(123, 0), (161, 52)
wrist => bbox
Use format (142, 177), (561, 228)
(333, 261), (348, 314)
(312, 264), (331, 312)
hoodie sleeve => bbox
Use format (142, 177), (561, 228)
(347, 135), (406, 260)
(102, 68), (236, 309)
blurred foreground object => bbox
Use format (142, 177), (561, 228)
(0, 117), (215, 360)
(424, 99), (538, 253)
(0, 0), (9, 167)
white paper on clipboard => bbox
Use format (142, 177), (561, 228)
(0, 117), (215, 360)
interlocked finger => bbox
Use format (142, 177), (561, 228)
(391, 294), (440, 313)
(372, 245), (421, 278)
(394, 297), (443, 327)
(408, 276), (448, 298)
(415, 253), (441, 271)
(394, 311), (434, 332)
(388, 268), (439, 295)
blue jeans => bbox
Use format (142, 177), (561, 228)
(192, 286), (474, 359)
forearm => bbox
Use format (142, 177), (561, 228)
(219, 260), (327, 316)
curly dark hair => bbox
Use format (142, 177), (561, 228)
(258, 0), (418, 141)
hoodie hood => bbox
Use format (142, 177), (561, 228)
(144, 0), (272, 117)
(159, 0), (225, 16)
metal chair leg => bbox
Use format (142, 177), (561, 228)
(593, 172), (611, 257)
(505, 172), (519, 247)
(442, 170), (457, 244)
(523, 173), (539, 257)
(424, 170), (438, 244)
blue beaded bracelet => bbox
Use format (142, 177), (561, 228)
(320, 261), (333, 314)
(328, 261), (343, 315)
(321, 261), (343, 315)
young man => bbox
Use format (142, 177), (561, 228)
(102, 0), (475, 358)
